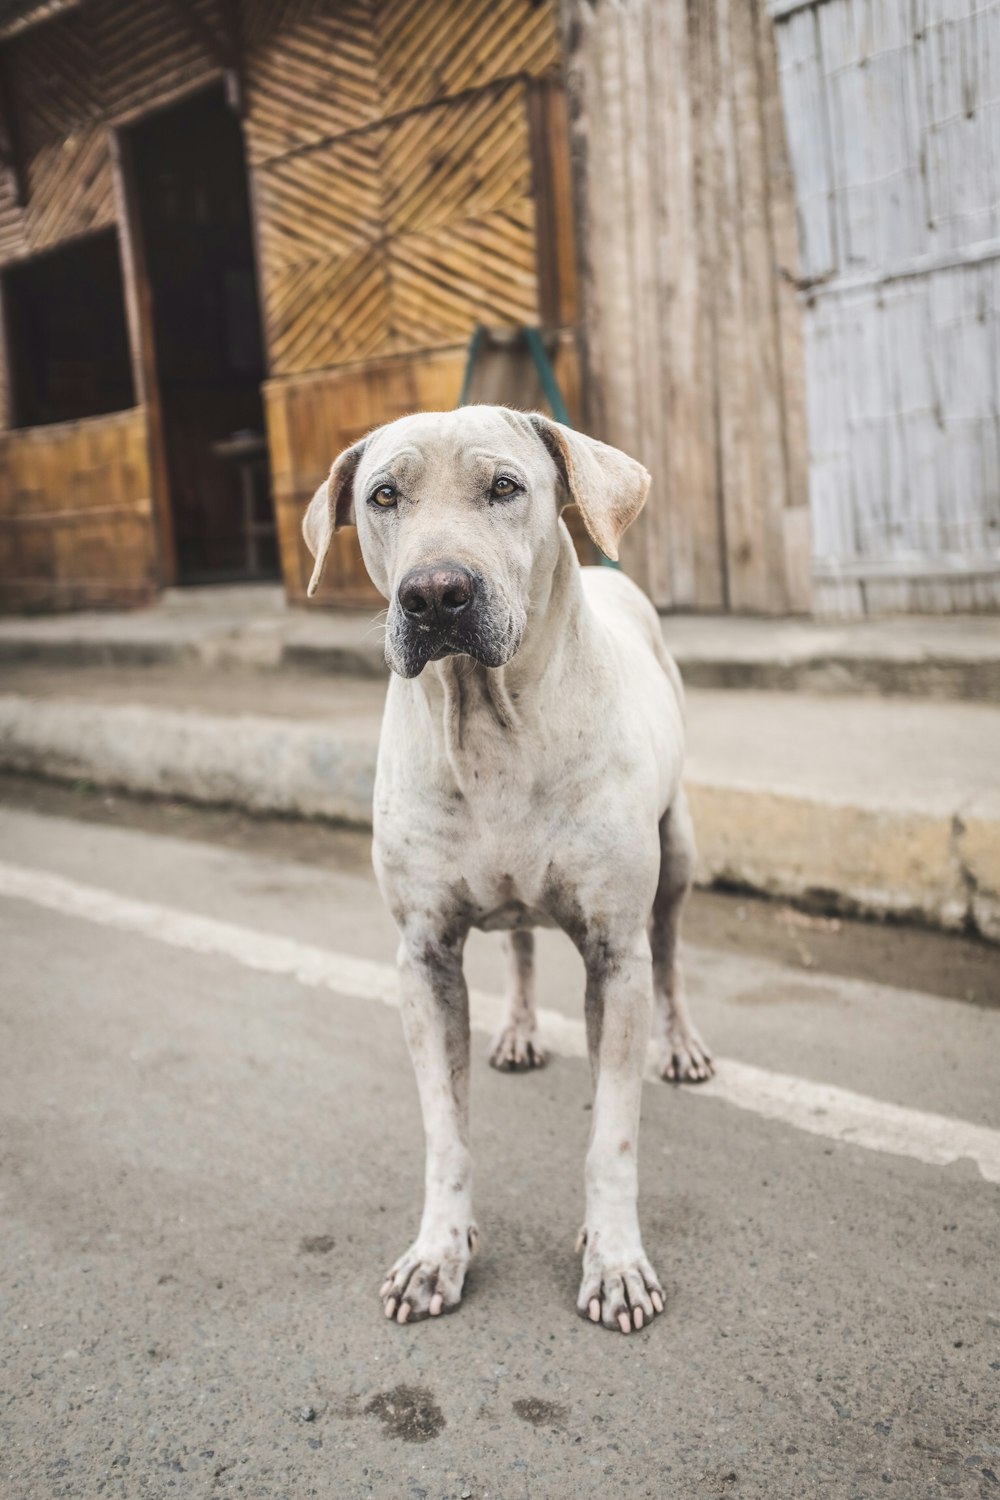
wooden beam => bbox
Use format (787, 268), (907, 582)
(0, 48), (28, 207)
(219, 0), (245, 116)
(0, 271), (14, 430)
(109, 128), (177, 588)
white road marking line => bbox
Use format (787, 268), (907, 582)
(2, 858), (999, 1186)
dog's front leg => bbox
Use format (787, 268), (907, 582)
(380, 935), (478, 1325)
(577, 927), (664, 1333)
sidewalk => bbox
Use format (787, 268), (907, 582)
(2, 585), (999, 698)
(1, 654), (997, 941)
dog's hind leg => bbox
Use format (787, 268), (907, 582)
(651, 788), (713, 1083)
(489, 929), (547, 1071)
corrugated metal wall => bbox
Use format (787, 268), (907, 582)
(771, 0), (1000, 614)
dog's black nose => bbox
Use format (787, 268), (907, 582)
(398, 565), (474, 625)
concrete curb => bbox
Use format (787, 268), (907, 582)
(687, 784), (999, 942)
(0, 696), (376, 828)
(1, 692), (997, 942)
(4, 618), (1000, 700)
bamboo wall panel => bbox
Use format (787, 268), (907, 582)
(771, 0), (1000, 615)
(0, 0), (228, 269)
(5, 0), (223, 142)
(244, 0), (379, 165)
(90, 0), (224, 123)
(24, 124), (114, 252)
(254, 129), (385, 275)
(6, 8), (101, 156)
(389, 202), (539, 350)
(263, 245), (392, 374)
(0, 176), (27, 262)
(563, 0), (811, 613)
(0, 2), (81, 44)
(376, 0), (560, 115)
(0, 407), (157, 611)
(252, 62), (551, 376)
(382, 84), (532, 236)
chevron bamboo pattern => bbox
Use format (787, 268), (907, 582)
(6, 8), (101, 156)
(0, 177), (27, 263)
(0, 1), (81, 45)
(383, 82), (531, 237)
(264, 244), (391, 375)
(389, 199), (539, 349)
(24, 125), (114, 253)
(244, 0), (379, 165)
(375, 0), (561, 115)
(254, 128), (385, 274)
(91, 0), (223, 121)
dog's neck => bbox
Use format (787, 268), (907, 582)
(411, 524), (593, 770)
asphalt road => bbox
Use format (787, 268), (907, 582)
(1, 787), (998, 1500)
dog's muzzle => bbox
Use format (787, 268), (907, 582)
(387, 563), (520, 677)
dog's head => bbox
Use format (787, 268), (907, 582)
(302, 405), (650, 678)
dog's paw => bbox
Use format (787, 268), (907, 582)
(380, 1226), (478, 1325)
(658, 1022), (713, 1084)
(575, 1227), (663, 1333)
(489, 1020), (546, 1072)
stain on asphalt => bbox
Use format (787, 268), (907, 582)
(512, 1397), (568, 1427)
(299, 1234), (335, 1254)
(366, 1385), (445, 1443)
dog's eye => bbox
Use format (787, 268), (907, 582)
(369, 483), (398, 508)
(491, 475), (520, 499)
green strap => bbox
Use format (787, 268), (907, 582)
(522, 326), (571, 428)
(457, 325), (486, 408)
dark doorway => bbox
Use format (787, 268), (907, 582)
(128, 86), (277, 583)
(3, 230), (135, 428)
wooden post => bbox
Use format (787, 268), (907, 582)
(110, 127), (177, 588)
(0, 272), (15, 430)
(0, 46), (28, 207)
(560, 0), (811, 614)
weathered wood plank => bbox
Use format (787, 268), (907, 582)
(562, 0), (806, 613)
(0, 407), (157, 612)
(772, 0), (1000, 614)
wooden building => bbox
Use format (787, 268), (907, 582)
(0, 0), (993, 618)
(0, 0), (576, 612)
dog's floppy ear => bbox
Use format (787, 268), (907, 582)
(528, 415), (650, 562)
(302, 438), (367, 597)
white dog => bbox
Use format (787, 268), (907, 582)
(303, 406), (712, 1335)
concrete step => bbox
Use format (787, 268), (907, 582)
(0, 661), (997, 941)
(1, 591), (998, 699)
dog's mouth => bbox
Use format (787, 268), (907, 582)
(386, 609), (523, 679)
